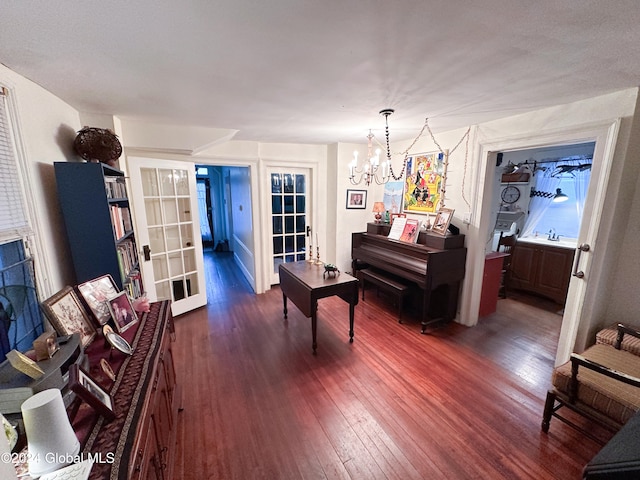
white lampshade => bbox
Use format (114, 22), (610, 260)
(21, 389), (79, 478)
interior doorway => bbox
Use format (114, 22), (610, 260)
(489, 142), (594, 319)
(466, 119), (620, 367)
(195, 164), (256, 295)
(197, 177), (214, 250)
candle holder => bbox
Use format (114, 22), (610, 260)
(314, 246), (323, 265)
(307, 242), (314, 263)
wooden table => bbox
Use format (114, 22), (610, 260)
(279, 261), (358, 354)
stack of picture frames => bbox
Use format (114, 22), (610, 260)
(40, 274), (140, 421)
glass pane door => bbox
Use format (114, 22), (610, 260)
(270, 170), (308, 284)
(127, 158), (207, 316)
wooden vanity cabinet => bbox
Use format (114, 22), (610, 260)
(509, 242), (575, 304)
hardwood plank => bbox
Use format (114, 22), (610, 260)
(173, 252), (609, 479)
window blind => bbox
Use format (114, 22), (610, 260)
(0, 87), (30, 243)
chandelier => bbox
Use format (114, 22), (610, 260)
(348, 109), (395, 186)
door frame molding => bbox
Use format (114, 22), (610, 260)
(461, 119), (620, 365)
(264, 166), (313, 286)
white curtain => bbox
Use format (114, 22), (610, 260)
(573, 162), (591, 220)
(521, 167), (561, 238)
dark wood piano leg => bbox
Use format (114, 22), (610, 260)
(311, 303), (318, 355)
(282, 292), (288, 319)
(421, 283), (460, 333)
(421, 288), (432, 334)
(349, 302), (355, 343)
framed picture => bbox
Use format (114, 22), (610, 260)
(346, 189), (367, 209)
(107, 291), (138, 333)
(403, 152), (445, 215)
(42, 286), (96, 348)
(431, 208), (455, 236)
(69, 364), (115, 420)
(103, 325), (134, 356)
(383, 180), (404, 214)
(77, 274), (119, 326)
(100, 358), (116, 382)
(390, 213), (406, 224)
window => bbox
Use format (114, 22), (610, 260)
(530, 176), (584, 239)
(0, 241), (43, 361)
(0, 88), (30, 243)
(0, 87), (44, 360)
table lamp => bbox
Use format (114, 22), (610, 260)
(21, 389), (80, 478)
(372, 202), (385, 223)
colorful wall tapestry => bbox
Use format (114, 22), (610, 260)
(403, 152), (444, 214)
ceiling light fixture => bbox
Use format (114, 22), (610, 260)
(348, 109), (396, 186)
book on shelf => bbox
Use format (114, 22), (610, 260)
(110, 205), (133, 239)
(121, 207), (133, 233)
(104, 176), (127, 199)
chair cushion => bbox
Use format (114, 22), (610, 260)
(596, 325), (640, 356)
(552, 344), (640, 425)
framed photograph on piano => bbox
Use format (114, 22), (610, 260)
(431, 208), (455, 236)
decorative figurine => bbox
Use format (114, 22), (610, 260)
(323, 264), (340, 278)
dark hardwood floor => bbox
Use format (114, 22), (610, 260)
(173, 252), (609, 479)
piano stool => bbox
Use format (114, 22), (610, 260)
(359, 268), (411, 322)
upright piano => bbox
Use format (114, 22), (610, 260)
(352, 223), (467, 332)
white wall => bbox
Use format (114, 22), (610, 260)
(601, 95), (640, 333)
(0, 63), (82, 296)
(331, 142), (382, 273)
(226, 166), (255, 288)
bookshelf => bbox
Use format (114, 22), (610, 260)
(54, 162), (143, 298)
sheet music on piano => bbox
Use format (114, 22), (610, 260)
(388, 217), (421, 243)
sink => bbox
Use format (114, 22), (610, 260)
(518, 236), (577, 249)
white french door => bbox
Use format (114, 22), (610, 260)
(269, 168), (310, 285)
(127, 157), (207, 316)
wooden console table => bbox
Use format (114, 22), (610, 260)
(279, 261), (358, 354)
(76, 300), (180, 480)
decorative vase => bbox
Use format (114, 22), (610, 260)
(73, 127), (122, 166)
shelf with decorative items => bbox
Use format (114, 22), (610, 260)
(54, 162), (144, 299)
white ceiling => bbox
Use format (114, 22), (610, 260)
(2, 1), (640, 145)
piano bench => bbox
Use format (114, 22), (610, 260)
(359, 268), (411, 322)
